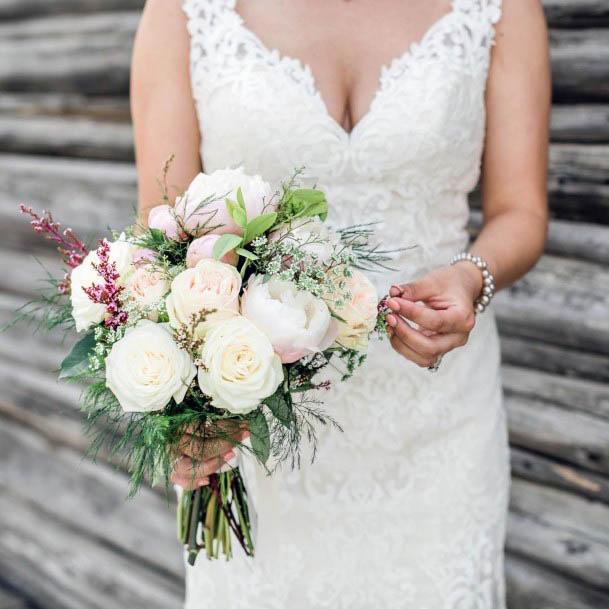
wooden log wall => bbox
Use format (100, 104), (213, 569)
(1, 1), (608, 607)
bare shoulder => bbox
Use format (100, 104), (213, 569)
(134, 0), (190, 65)
(493, 0), (549, 59)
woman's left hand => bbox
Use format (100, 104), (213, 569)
(386, 263), (483, 368)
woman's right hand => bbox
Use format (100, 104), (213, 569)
(170, 423), (249, 490)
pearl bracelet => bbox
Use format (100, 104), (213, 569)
(449, 252), (496, 314)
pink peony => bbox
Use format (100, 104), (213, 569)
(175, 169), (275, 236)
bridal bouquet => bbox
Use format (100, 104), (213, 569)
(15, 166), (390, 564)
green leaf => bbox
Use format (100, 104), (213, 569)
(235, 247), (258, 261)
(225, 197), (247, 228)
(249, 410), (270, 464)
(264, 390), (292, 427)
(236, 187), (247, 211)
(59, 331), (97, 379)
(243, 212), (278, 243)
(289, 189), (328, 221)
(212, 233), (243, 261)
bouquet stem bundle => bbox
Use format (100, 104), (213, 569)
(178, 467), (254, 563)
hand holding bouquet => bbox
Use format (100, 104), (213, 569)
(15, 166), (391, 564)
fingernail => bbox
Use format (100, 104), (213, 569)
(197, 477), (209, 487)
(386, 314), (396, 327)
(224, 451), (235, 461)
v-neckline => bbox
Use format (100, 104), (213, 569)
(229, 0), (458, 139)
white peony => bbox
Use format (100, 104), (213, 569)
(166, 258), (241, 334)
(197, 316), (284, 414)
(269, 217), (337, 264)
(105, 320), (196, 412)
(70, 239), (136, 332)
(175, 168), (275, 236)
(328, 271), (379, 351)
(124, 266), (170, 320)
(241, 275), (337, 363)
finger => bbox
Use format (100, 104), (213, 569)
(390, 278), (438, 303)
(173, 451), (235, 481)
(388, 315), (468, 357)
(390, 334), (434, 368)
(171, 472), (209, 490)
(178, 434), (236, 461)
(388, 299), (474, 334)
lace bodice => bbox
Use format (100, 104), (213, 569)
(180, 2), (510, 608)
(184, 0), (501, 283)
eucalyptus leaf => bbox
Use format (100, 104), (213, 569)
(249, 410), (270, 463)
(244, 212), (278, 243)
(59, 331), (96, 379)
(213, 233), (243, 260)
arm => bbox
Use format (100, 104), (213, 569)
(131, 0), (202, 221)
(132, 0), (238, 487)
(386, 0), (550, 367)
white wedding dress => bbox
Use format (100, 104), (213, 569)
(180, 1), (509, 607)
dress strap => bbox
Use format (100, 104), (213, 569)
(181, 0), (235, 28)
(453, 0), (502, 26)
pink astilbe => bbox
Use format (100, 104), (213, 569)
(19, 205), (89, 294)
(83, 239), (128, 330)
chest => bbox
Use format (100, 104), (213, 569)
(185, 0), (499, 186)
(234, 0), (453, 132)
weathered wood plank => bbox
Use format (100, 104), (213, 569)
(0, 93), (131, 121)
(0, 489), (183, 609)
(508, 478), (609, 589)
(543, 0), (609, 27)
(501, 335), (609, 384)
(494, 255), (609, 356)
(511, 447), (609, 505)
(551, 105), (609, 143)
(502, 364), (609, 421)
(0, 13), (139, 95)
(551, 29), (609, 102)
(469, 211), (609, 265)
(506, 553), (609, 609)
(0, 115), (134, 161)
(506, 393), (609, 476)
(0, 416), (183, 577)
(0, 0), (144, 20)
(0, 586), (28, 609)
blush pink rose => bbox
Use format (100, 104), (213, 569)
(148, 205), (185, 241)
(132, 248), (157, 266)
(186, 234), (238, 268)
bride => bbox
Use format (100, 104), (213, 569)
(131, 0), (549, 606)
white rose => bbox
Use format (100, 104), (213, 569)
(197, 316), (284, 414)
(269, 217), (337, 264)
(106, 320), (196, 412)
(175, 168), (274, 236)
(70, 239), (136, 332)
(328, 270), (379, 351)
(166, 258), (241, 334)
(241, 275), (337, 363)
(124, 266), (170, 320)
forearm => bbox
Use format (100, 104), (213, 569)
(467, 206), (547, 292)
